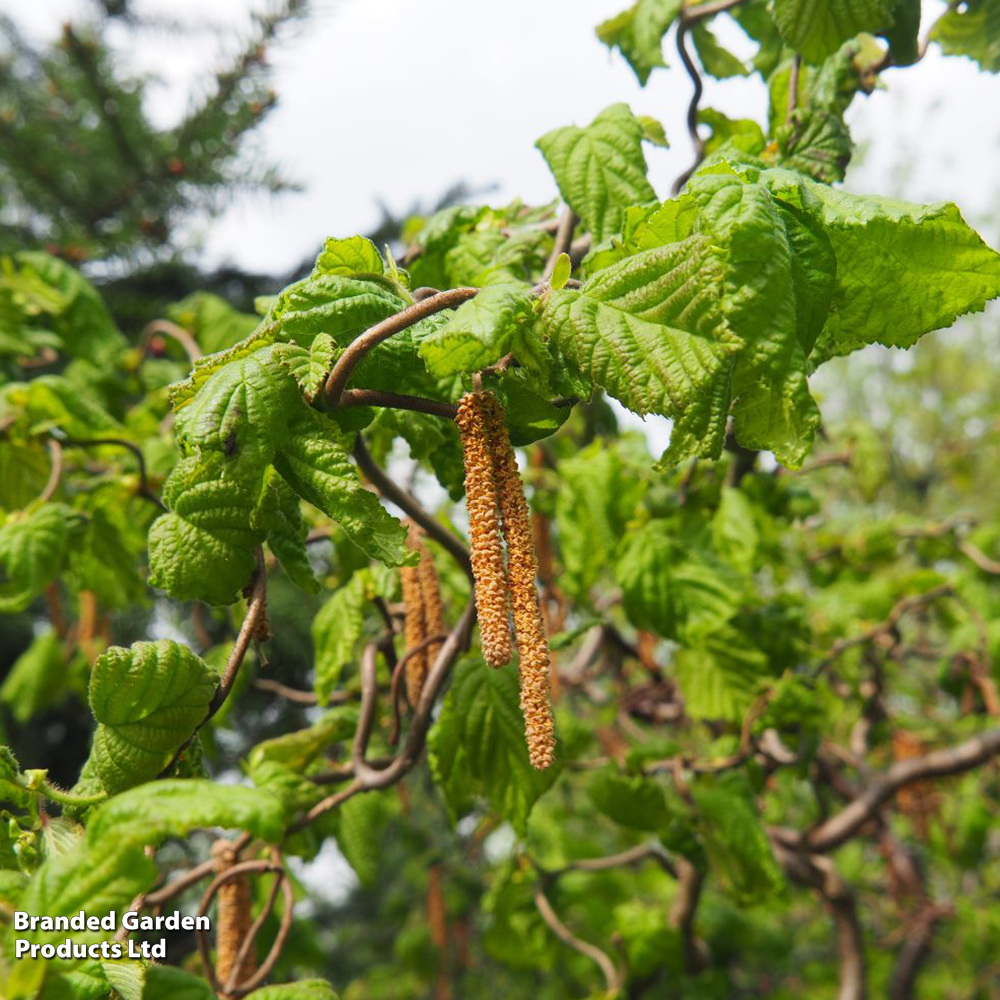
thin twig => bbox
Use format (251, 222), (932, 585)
(336, 389), (458, 419)
(679, 0), (746, 22)
(54, 435), (165, 510)
(807, 727), (1000, 851)
(532, 883), (622, 994)
(252, 678), (320, 704)
(39, 439), (62, 502)
(324, 288), (478, 407)
(354, 437), (472, 578)
(142, 318), (202, 362)
(672, 22), (705, 195)
(543, 209), (578, 281)
(787, 53), (802, 121)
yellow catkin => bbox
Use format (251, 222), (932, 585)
(211, 840), (256, 986)
(481, 392), (555, 770)
(418, 535), (446, 683)
(400, 523), (429, 707)
(455, 392), (512, 668)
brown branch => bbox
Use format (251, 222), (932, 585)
(354, 437), (472, 578)
(532, 883), (623, 994)
(252, 678), (319, 704)
(144, 831), (253, 907)
(54, 435), (165, 510)
(787, 54), (802, 121)
(39, 439), (63, 502)
(287, 600), (477, 833)
(324, 288), (478, 407)
(543, 208), (578, 281)
(670, 857), (709, 973)
(336, 389), (458, 419)
(142, 318), (202, 362)
(808, 727), (1000, 852)
(813, 585), (953, 675)
(887, 905), (949, 1000)
(541, 843), (676, 879)
(672, 22), (704, 194)
(959, 539), (1000, 575)
(679, 0), (746, 22)
(390, 630), (451, 744)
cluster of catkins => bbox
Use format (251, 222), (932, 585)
(455, 390), (555, 770)
(399, 521), (445, 708)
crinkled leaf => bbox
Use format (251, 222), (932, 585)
(312, 235), (385, 278)
(86, 779), (285, 844)
(772, 0), (895, 62)
(100, 961), (144, 1000)
(144, 965), (218, 1000)
(616, 522), (741, 640)
(674, 628), (770, 721)
(173, 345), (301, 469)
(0, 503), (75, 613)
(147, 454), (263, 605)
(273, 333), (336, 403)
(265, 475), (320, 593)
(87, 640), (218, 793)
(418, 283), (544, 377)
(588, 769), (672, 830)
(311, 570), (371, 704)
(273, 410), (409, 567)
(428, 657), (561, 836)
(596, 0), (683, 84)
(335, 790), (397, 887)
(542, 235), (741, 464)
(930, 0), (1000, 72)
(536, 103), (657, 243)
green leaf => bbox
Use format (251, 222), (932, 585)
(674, 628), (770, 721)
(555, 441), (645, 599)
(144, 965), (218, 1000)
(417, 283), (543, 377)
(0, 630), (65, 724)
(16, 252), (124, 366)
(712, 487), (759, 575)
(692, 22), (749, 78)
(692, 775), (784, 901)
(536, 104), (658, 243)
(428, 657), (561, 836)
(616, 522), (741, 640)
(273, 333), (336, 403)
(542, 235), (742, 464)
(637, 114), (669, 148)
(147, 454), (264, 605)
(0, 504), (75, 613)
(772, 0), (895, 62)
(774, 107), (852, 183)
(490, 376), (570, 447)
(312, 235), (385, 277)
(335, 790), (397, 886)
(173, 345), (302, 470)
(100, 961), (144, 1000)
(931, 0), (1000, 72)
(550, 253), (572, 290)
(242, 982), (338, 1000)
(588, 769), (672, 830)
(698, 108), (766, 159)
(248, 709), (358, 774)
(759, 167), (1000, 361)
(167, 292), (260, 355)
(265, 476), (320, 594)
(311, 571), (370, 704)
(273, 410), (409, 567)
(596, 0), (683, 84)
(88, 640), (218, 793)
(266, 274), (407, 348)
(86, 779), (285, 844)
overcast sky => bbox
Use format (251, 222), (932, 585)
(9, 0), (1000, 277)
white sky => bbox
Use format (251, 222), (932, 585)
(8, 0), (1000, 275)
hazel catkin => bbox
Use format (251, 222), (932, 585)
(211, 839), (256, 986)
(400, 524), (429, 708)
(455, 392), (512, 668)
(480, 392), (556, 771)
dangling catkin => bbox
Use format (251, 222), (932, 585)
(418, 536), (446, 681)
(400, 523), (428, 707)
(455, 392), (512, 668)
(481, 392), (555, 770)
(211, 839), (256, 986)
